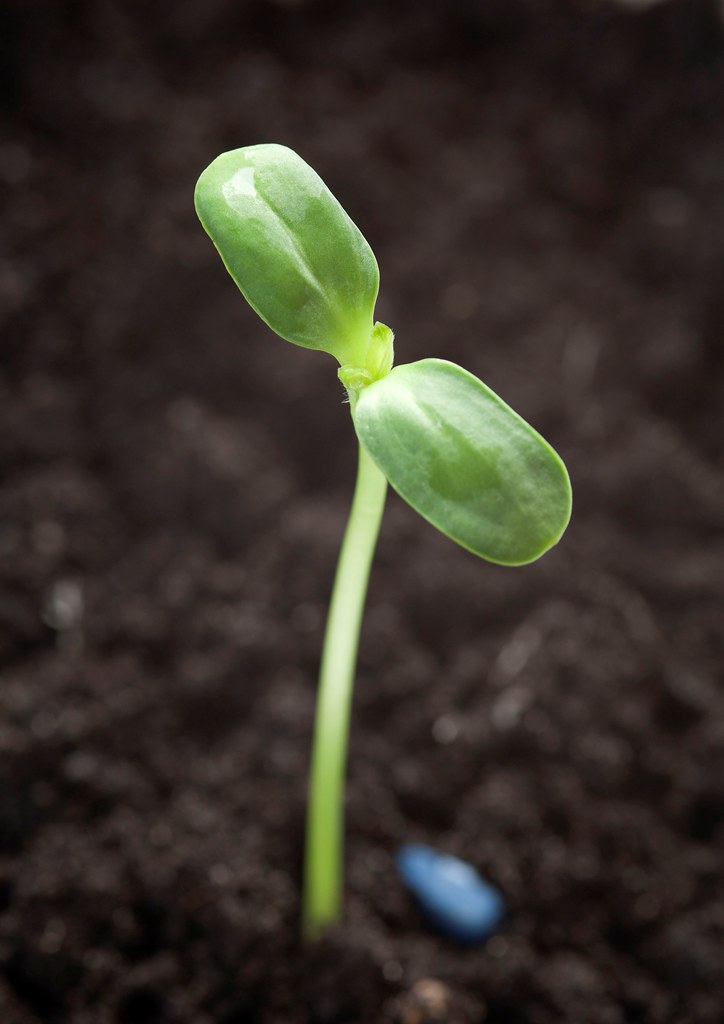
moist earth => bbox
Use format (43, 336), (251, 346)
(1, 1), (723, 1022)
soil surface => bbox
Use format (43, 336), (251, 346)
(1, 1), (724, 1022)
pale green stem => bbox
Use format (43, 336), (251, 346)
(302, 440), (387, 941)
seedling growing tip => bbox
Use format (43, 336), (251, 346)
(195, 144), (571, 941)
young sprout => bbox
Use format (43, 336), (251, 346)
(195, 144), (572, 942)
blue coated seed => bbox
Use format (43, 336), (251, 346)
(396, 844), (505, 943)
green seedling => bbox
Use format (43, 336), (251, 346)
(195, 144), (572, 941)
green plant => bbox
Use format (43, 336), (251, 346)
(195, 144), (572, 941)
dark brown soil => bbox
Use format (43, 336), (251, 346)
(1, 1), (724, 1021)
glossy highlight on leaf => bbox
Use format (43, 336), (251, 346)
(195, 144), (379, 366)
(352, 359), (572, 565)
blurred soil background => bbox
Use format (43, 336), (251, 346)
(1, 0), (724, 1021)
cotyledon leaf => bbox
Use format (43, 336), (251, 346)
(352, 359), (572, 566)
(195, 144), (379, 366)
